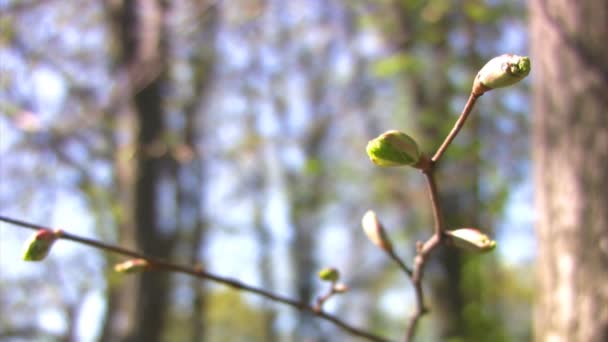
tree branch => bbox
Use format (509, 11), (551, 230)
(431, 92), (481, 163)
(402, 91), (481, 341)
(0, 215), (391, 342)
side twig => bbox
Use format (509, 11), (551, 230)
(0, 215), (391, 342)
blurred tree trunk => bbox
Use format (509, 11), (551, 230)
(98, 108), (138, 342)
(178, 5), (219, 341)
(287, 116), (331, 341)
(105, 1), (175, 341)
(245, 111), (279, 342)
(531, 1), (608, 341)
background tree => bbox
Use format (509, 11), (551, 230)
(531, 1), (608, 341)
(0, 0), (534, 341)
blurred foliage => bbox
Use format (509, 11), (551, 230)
(164, 290), (272, 342)
(0, 0), (533, 341)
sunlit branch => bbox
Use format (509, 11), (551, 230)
(0, 215), (390, 342)
(431, 92), (481, 163)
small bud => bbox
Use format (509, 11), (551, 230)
(333, 283), (349, 293)
(361, 210), (393, 252)
(473, 54), (531, 95)
(114, 259), (150, 273)
(22, 229), (60, 261)
(366, 130), (420, 167)
(445, 228), (496, 253)
(318, 267), (340, 282)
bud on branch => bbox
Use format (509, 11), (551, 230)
(361, 210), (394, 252)
(22, 229), (61, 261)
(318, 267), (340, 283)
(445, 228), (496, 253)
(473, 54), (531, 95)
(114, 259), (151, 273)
(366, 130), (421, 167)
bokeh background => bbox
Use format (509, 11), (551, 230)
(1, 0), (540, 341)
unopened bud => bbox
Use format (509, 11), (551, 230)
(445, 228), (496, 253)
(473, 54), (531, 95)
(114, 259), (150, 273)
(318, 267), (340, 282)
(333, 283), (349, 293)
(361, 210), (393, 252)
(22, 229), (61, 261)
(366, 130), (420, 167)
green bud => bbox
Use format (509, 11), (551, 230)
(22, 229), (60, 261)
(445, 228), (496, 253)
(114, 259), (150, 273)
(318, 267), (340, 282)
(366, 130), (420, 167)
(473, 54), (531, 95)
(361, 210), (393, 252)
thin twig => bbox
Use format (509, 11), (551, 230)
(422, 170), (444, 239)
(0, 215), (391, 342)
(431, 92), (481, 163)
(403, 171), (445, 341)
(388, 249), (413, 277)
(403, 89), (479, 340)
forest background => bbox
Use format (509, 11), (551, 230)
(2, 0), (598, 341)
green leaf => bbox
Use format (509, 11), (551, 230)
(372, 53), (422, 78)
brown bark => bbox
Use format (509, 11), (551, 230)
(531, 1), (608, 341)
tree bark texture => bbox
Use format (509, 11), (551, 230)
(531, 1), (608, 341)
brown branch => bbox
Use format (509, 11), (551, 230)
(402, 91), (480, 340)
(403, 171), (444, 342)
(422, 170), (444, 239)
(0, 215), (391, 342)
(431, 92), (481, 163)
(314, 282), (337, 312)
(387, 249), (413, 277)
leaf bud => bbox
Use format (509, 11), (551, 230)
(22, 229), (60, 261)
(333, 283), (349, 293)
(473, 54), (531, 95)
(318, 267), (340, 282)
(366, 130), (420, 167)
(361, 210), (393, 252)
(445, 228), (496, 253)
(114, 259), (150, 273)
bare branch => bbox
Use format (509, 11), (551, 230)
(0, 215), (391, 342)
(431, 93), (481, 163)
